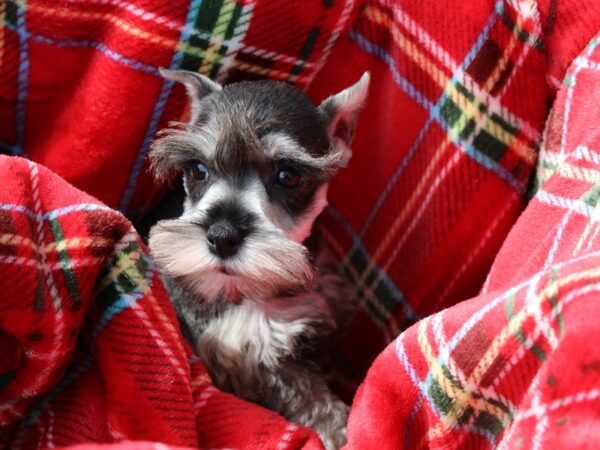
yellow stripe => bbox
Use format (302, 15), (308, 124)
(97, 247), (145, 291)
(365, 5), (536, 165)
(191, 373), (213, 388)
(573, 220), (593, 256)
(537, 160), (600, 188)
(14, 1), (179, 47)
(229, 60), (305, 82)
(558, 162), (600, 185)
(320, 224), (401, 337)
(351, 139), (453, 286)
(0, 234), (112, 253)
(10, 0), (217, 64)
(482, 14), (521, 93)
(573, 200), (600, 256)
(417, 320), (512, 428)
(49, 236), (112, 252)
(468, 266), (600, 386)
(10, 0), (287, 81)
(213, 0), (235, 36)
(200, 1), (237, 72)
(353, 6), (537, 289)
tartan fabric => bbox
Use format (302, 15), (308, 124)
(0, 0), (363, 216)
(309, 0), (600, 395)
(346, 31), (600, 449)
(1, 0), (600, 449)
(0, 155), (323, 449)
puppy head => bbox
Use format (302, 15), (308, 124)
(149, 69), (369, 302)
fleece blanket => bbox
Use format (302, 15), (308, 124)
(2, 0), (600, 449)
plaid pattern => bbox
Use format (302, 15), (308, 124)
(2, 0), (600, 448)
(347, 31), (600, 449)
(320, 0), (546, 371)
(0, 156), (323, 449)
(0, 0), (363, 216)
(309, 0), (600, 394)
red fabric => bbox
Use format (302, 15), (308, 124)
(310, 0), (600, 393)
(0, 155), (323, 449)
(1, 0), (600, 449)
(346, 31), (600, 450)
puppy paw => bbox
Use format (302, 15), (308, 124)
(313, 399), (349, 450)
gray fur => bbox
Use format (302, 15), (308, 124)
(148, 70), (369, 449)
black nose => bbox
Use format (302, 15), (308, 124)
(206, 220), (243, 258)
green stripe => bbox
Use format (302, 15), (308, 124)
(582, 185), (600, 208)
(490, 112), (519, 136)
(196, 0), (224, 33)
(474, 410), (505, 437)
(50, 219), (82, 310)
(5, 1), (18, 27)
(430, 377), (454, 415)
(0, 371), (16, 391)
(500, 10), (544, 51)
(505, 295), (546, 362)
(290, 27), (320, 78)
(548, 268), (564, 337)
(35, 268), (44, 311)
(455, 82), (475, 102)
(224, 2), (244, 40)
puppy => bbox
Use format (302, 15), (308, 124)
(148, 68), (369, 449)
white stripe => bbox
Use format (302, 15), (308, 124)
(558, 44), (597, 158)
(392, 4), (541, 143)
(303, 0), (355, 89)
(542, 211), (572, 270)
(536, 190), (596, 218)
(382, 150), (462, 273)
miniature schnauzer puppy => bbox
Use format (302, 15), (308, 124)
(148, 68), (369, 449)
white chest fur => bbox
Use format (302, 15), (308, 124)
(196, 294), (334, 394)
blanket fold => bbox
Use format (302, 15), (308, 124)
(0, 156), (323, 450)
(346, 31), (600, 450)
(2, 0), (600, 449)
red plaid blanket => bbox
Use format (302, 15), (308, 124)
(2, 0), (600, 449)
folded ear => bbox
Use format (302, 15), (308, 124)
(160, 68), (222, 123)
(317, 71), (370, 153)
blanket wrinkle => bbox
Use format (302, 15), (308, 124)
(1, 0), (600, 449)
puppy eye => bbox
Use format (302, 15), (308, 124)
(191, 162), (209, 181)
(277, 168), (303, 188)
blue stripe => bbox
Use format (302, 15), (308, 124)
(3, 23), (159, 75)
(13, 1), (30, 156)
(327, 206), (419, 322)
(360, 1), (504, 236)
(20, 256), (155, 431)
(349, 4), (514, 441)
(360, 117), (433, 236)
(348, 4), (523, 197)
(395, 336), (497, 446)
(0, 203), (115, 221)
(119, 0), (204, 214)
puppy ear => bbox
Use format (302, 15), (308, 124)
(317, 71), (370, 150)
(160, 68), (222, 123)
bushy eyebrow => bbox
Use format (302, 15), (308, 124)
(261, 132), (345, 173)
(149, 125), (217, 180)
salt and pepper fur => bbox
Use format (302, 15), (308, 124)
(148, 69), (369, 449)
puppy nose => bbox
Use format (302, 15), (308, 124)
(206, 220), (243, 258)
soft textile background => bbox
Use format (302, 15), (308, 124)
(2, 0), (600, 449)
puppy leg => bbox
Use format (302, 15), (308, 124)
(263, 367), (349, 450)
(289, 384), (349, 450)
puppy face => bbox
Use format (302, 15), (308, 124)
(149, 70), (369, 302)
